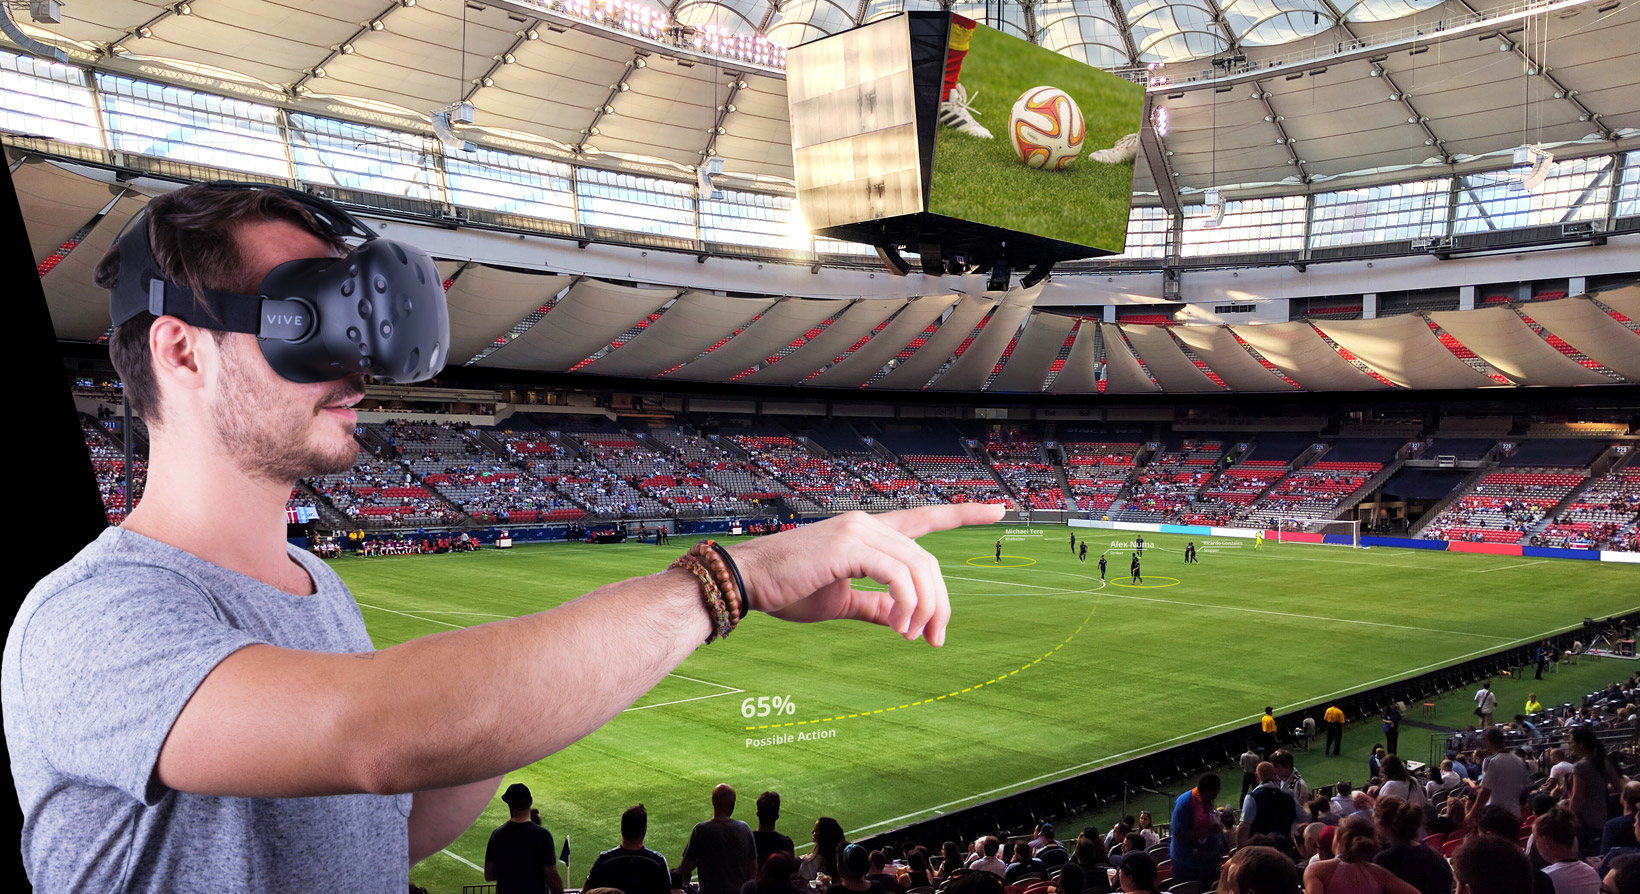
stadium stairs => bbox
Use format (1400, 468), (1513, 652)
(1330, 447), (1413, 519)
(1408, 465), (1498, 538)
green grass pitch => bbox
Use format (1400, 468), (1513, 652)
(330, 526), (1640, 892)
(926, 25), (1145, 252)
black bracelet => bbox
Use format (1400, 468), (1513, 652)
(708, 540), (750, 619)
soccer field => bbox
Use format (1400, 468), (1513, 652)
(332, 525), (1640, 892)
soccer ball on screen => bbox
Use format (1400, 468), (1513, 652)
(1009, 86), (1085, 171)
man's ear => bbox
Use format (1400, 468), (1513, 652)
(149, 315), (213, 398)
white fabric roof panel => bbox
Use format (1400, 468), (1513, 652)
(1313, 316), (1496, 389)
(1099, 324), (1160, 394)
(584, 290), (775, 378)
(1595, 286), (1640, 329)
(42, 192), (148, 342)
(593, 60), (723, 169)
(743, 298), (906, 385)
(480, 31), (639, 149)
(1428, 306), (1611, 387)
(480, 279), (678, 370)
(873, 295), (995, 390)
(929, 286), (1042, 392)
(1119, 323), (1219, 392)
(809, 295), (956, 388)
(445, 266), (575, 366)
(1524, 297), (1640, 382)
(989, 313), (1078, 394)
(1169, 325), (1295, 391)
(1230, 322), (1388, 391)
(668, 297), (843, 382)
(313, 4), (520, 119)
(1050, 323), (1102, 394)
(14, 160), (121, 266)
(129, 0), (367, 86)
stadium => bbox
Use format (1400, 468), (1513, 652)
(5, 0), (1640, 892)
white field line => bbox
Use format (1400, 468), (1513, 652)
(943, 573), (1508, 641)
(1476, 560), (1552, 574)
(358, 602), (741, 710)
(622, 690), (743, 712)
(843, 613), (1633, 839)
(356, 602), (464, 629)
(440, 848), (482, 871)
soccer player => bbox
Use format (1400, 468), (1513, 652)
(1130, 553), (1142, 584)
(937, 15), (992, 139)
(1184, 542), (1198, 563)
(1078, 542), (1087, 563)
(996, 539), (1002, 564)
(1098, 554), (1107, 581)
(1254, 531), (1265, 550)
(1069, 532), (1076, 554)
(1134, 535), (1144, 557)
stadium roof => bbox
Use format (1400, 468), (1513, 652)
(6, 0), (1638, 201)
(18, 150), (1640, 391)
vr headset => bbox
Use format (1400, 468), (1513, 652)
(109, 181), (449, 384)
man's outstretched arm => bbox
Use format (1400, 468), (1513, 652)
(155, 504), (1003, 799)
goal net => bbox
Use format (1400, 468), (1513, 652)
(1271, 517), (1362, 548)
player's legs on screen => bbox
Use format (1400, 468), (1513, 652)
(1090, 133), (1140, 164)
(938, 15), (992, 139)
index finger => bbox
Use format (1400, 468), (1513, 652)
(871, 502), (1007, 539)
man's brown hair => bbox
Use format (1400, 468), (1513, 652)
(94, 185), (346, 425)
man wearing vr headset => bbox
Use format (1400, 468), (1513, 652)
(1, 182), (1003, 891)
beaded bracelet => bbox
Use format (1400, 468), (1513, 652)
(704, 540), (750, 620)
(687, 540), (742, 622)
(671, 552), (735, 643)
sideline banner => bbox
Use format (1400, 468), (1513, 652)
(1523, 545), (1601, 561)
(1446, 541), (1525, 556)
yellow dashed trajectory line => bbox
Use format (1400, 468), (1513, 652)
(743, 594), (1097, 731)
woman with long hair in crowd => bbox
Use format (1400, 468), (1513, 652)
(1071, 827), (1109, 876)
(801, 817), (847, 883)
(1135, 812), (1160, 849)
(934, 842), (964, 883)
(1570, 726), (1629, 855)
(1371, 796), (1450, 894)
(1302, 814), (1419, 894)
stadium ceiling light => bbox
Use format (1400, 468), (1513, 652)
(136, 25), (152, 38)
(370, 19), (386, 30)
(340, 43), (355, 54)
(1202, 187), (1225, 228)
(619, 83), (630, 91)
(174, 2), (191, 14)
(524, 29), (539, 39)
(501, 52), (515, 63)
(603, 104), (615, 113)
(312, 65), (326, 77)
(400, 0), (415, 6)
(1388, 93), (1399, 101)
(482, 76), (494, 87)
(635, 57), (646, 67)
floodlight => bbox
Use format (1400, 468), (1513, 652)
(432, 105), (476, 154)
(1202, 188), (1225, 228)
(1510, 145), (1553, 193)
(698, 155), (724, 200)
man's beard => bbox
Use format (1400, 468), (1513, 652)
(212, 339), (360, 484)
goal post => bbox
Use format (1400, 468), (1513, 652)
(1271, 517), (1361, 548)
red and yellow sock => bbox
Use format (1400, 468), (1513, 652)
(942, 14), (977, 102)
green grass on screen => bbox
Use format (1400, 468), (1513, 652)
(926, 25), (1145, 251)
(328, 526), (1639, 893)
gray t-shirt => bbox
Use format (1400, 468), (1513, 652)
(2, 527), (411, 892)
(682, 818), (756, 894)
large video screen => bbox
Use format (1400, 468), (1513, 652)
(925, 17), (1145, 253)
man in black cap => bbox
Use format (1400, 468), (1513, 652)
(486, 783), (563, 894)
